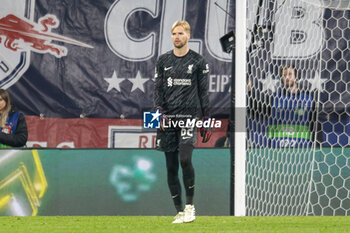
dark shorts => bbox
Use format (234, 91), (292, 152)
(155, 127), (197, 152)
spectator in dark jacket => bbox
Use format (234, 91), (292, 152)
(0, 89), (28, 147)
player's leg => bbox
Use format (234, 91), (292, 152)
(179, 127), (197, 223)
(179, 144), (195, 205)
(165, 151), (185, 223)
(157, 129), (184, 223)
(164, 151), (183, 213)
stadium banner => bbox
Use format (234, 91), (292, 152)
(3, 0), (348, 148)
(2, 0), (234, 117)
(245, 2), (350, 148)
(25, 116), (229, 148)
(0, 0), (234, 148)
(0, 149), (230, 216)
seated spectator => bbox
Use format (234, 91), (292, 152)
(0, 89), (28, 148)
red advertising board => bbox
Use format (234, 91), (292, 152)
(26, 116), (229, 148)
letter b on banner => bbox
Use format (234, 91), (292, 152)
(272, 2), (323, 58)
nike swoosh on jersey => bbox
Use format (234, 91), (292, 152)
(164, 66), (173, 71)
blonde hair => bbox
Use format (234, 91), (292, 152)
(171, 20), (191, 34)
(0, 89), (11, 127)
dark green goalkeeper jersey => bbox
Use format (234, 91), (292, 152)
(154, 49), (210, 118)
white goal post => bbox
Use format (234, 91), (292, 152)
(235, 0), (350, 216)
(234, 0), (247, 216)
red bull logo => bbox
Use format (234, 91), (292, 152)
(0, 14), (92, 58)
(0, 0), (92, 88)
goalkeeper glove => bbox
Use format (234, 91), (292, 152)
(156, 107), (169, 131)
(199, 117), (212, 143)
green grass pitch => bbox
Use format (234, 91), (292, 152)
(0, 216), (350, 233)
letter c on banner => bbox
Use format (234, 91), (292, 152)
(105, 0), (160, 61)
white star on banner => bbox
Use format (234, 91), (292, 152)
(260, 73), (279, 93)
(308, 71), (327, 92)
(129, 71), (149, 93)
(104, 71), (125, 92)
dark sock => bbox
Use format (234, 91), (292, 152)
(184, 174), (194, 205)
(165, 151), (183, 212)
(169, 182), (183, 212)
(179, 144), (195, 205)
(175, 204), (183, 213)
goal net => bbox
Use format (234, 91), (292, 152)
(245, 0), (350, 215)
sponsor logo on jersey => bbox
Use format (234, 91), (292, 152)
(167, 77), (173, 87)
(174, 79), (191, 86)
(154, 67), (158, 78)
(203, 64), (209, 74)
(167, 77), (191, 87)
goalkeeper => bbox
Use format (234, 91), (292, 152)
(153, 20), (211, 223)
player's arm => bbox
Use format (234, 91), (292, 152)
(197, 59), (212, 143)
(197, 59), (210, 117)
(153, 59), (164, 109)
(153, 59), (169, 130)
